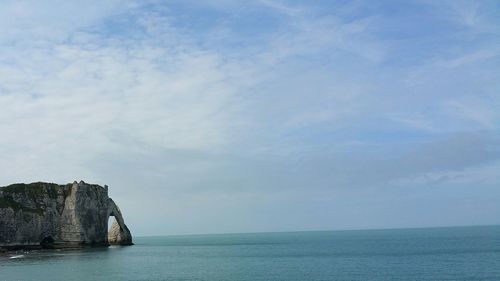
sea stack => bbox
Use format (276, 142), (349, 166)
(0, 181), (132, 250)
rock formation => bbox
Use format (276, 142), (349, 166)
(107, 198), (132, 245)
(0, 181), (132, 249)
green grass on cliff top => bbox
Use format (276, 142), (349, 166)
(0, 182), (73, 213)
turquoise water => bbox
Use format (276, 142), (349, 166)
(1, 225), (500, 281)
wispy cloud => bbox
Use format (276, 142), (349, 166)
(0, 0), (499, 234)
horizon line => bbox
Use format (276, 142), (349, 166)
(134, 223), (500, 238)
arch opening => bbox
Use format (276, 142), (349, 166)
(107, 199), (133, 245)
(107, 215), (119, 244)
(107, 215), (116, 233)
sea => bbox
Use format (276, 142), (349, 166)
(1, 225), (499, 281)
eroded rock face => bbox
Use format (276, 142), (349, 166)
(108, 219), (133, 245)
(0, 181), (133, 249)
(107, 198), (133, 245)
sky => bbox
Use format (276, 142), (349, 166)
(0, 0), (499, 236)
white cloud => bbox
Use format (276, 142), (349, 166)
(0, 9), (249, 185)
(446, 98), (498, 130)
(437, 50), (500, 68)
(0, 0), (127, 44)
(1, 1), (499, 234)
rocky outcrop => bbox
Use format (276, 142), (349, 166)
(0, 181), (132, 249)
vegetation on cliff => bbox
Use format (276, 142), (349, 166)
(0, 182), (72, 214)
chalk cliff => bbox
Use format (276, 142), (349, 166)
(0, 181), (132, 249)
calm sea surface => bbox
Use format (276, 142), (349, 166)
(1, 225), (500, 281)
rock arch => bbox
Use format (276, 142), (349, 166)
(0, 182), (133, 249)
(107, 198), (133, 245)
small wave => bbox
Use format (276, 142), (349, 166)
(9, 255), (25, 259)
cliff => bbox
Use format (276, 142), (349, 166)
(0, 181), (132, 249)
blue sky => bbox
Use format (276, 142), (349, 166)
(0, 0), (499, 235)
